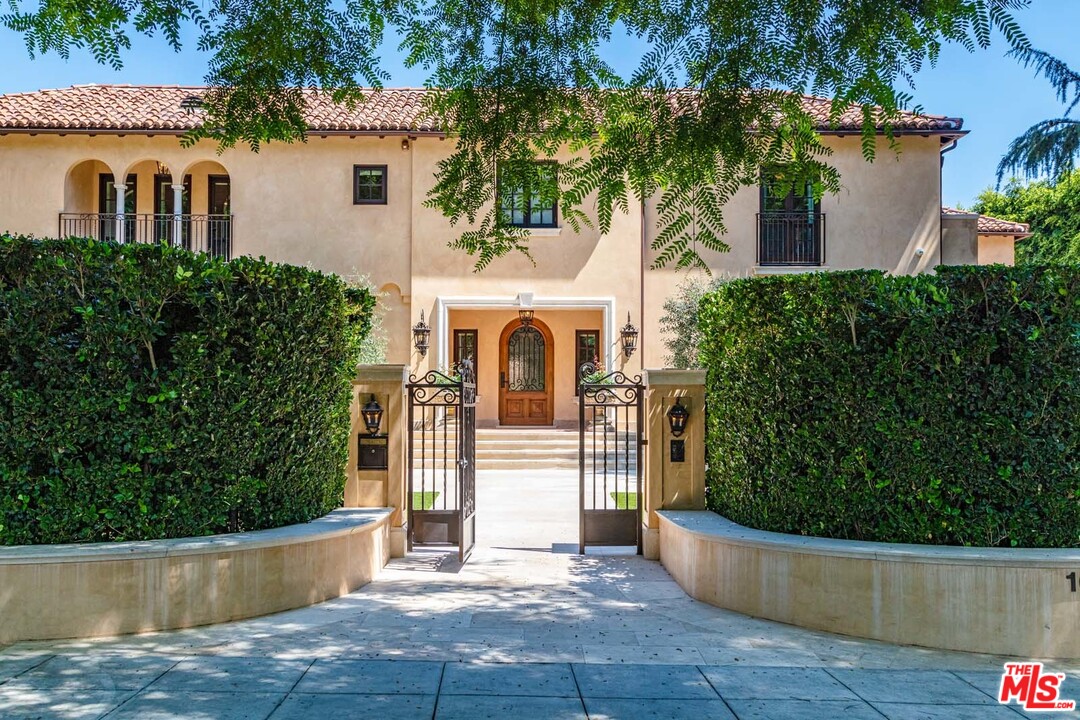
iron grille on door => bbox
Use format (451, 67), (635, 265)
(507, 326), (546, 392)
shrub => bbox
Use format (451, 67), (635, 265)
(0, 235), (375, 544)
(699, 266), (1080, 547)
(659, 273), (731, 368)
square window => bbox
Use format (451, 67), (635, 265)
(353, 165), (388, 205)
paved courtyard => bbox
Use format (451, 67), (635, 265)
(2, 469), (1077, 719)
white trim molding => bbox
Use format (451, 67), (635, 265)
(434, 295), (616, 372)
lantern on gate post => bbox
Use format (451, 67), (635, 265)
(667, 397), (689, 463)
(361, 395), (384, 436)
(358, 394), (389, 470)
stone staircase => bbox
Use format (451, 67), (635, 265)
(475, 428), (581, 470)
(409, 426), (639, 472)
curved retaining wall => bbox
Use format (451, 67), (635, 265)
(0, 508), (392, 645)
(658, 510), (1080, 658)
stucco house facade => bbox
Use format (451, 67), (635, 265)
(0, 84), (1027, 427)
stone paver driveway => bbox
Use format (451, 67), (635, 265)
(2, 470), (1077, 718)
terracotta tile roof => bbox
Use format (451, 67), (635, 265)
(796, 94), (962, 133)
(942, 207), (1031, 237)
(0, 85), (436, 133)
(0, 84), (964, 135)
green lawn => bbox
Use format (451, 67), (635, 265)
(412, 491), (441, 510)
(609, 492), (638, 510)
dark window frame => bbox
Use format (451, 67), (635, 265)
(500, 161), (559, 229)
(453, 329), (479, 379)
(757, 170), (824, 267)
(759, 173), (820, 215)
(574, 329), (601, 396)
(353, 164), (388, 205)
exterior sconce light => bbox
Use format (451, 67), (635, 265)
(361, 395), (384, 436)
(179, 95), (202, 115)
(518, 308), (534, 328)
(667, 398), (689, 437)
(412, 310), (431, 357)
(620, 313), (639, 358)
(401, 138), (410, 151)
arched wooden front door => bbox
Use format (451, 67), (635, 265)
(498, 317), (554, 426)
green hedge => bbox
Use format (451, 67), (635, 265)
(699, 266), (1080, 548)
(0, 235), (375, 545)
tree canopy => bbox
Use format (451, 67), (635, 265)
(3, 0), (1045, 270)
(974, 170), (1080, 265)
(997, 47), (1080, 184)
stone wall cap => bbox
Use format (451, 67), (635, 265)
(657, 510), (1080, 566)
(644, 368), (706, 386)
(0, 508), (392, 565)
(354, 364), (409, 383)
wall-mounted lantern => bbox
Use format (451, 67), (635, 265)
(412, 310), (431, 357)
(667, 398), (689, 437)
(620, 313), (639, 358)
(361, 395), (384, 436)
(518, 308), (534, 328)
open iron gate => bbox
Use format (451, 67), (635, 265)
(578, 363), (644, 554)
(407, 360), (477, 563)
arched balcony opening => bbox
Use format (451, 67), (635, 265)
(58, 159), (232, 259)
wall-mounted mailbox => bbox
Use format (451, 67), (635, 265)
(670, 439), (686, 463)
(358, 434), (389, 470)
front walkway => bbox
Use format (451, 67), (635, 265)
(1, 470), (1076, 719)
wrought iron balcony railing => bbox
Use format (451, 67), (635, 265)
(58, 213), (233, 260)
(756, 212), (825, 266)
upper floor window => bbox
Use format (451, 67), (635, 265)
(758, 170), (824, 266)
(354, 165), (388, 204)
(500, 162), (558, 228)
(760, 171), (818, 215)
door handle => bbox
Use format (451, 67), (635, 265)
(500, 372), (506, 388)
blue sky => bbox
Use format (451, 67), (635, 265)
(0, 3), (1077, 208)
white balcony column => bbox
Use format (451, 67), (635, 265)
(171, 184), (185, 247)
(114, 183), (127, 244)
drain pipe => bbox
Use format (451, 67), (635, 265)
(639, 198), (647, 369)
(939, 136), (961, 266)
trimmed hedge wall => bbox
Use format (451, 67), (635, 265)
(699, 266), (1080, 548)
(0, 235), (375, 545)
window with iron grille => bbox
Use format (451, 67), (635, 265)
(758, 170), (824, 266)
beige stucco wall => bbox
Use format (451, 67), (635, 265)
(940, 214), (979, 265)
(0, 130), (951, 378)
(642, 135), (947, 367)
(978, 234), (1017, 265)
(659, 510), (1080, 658)
(0, 508), (391, 644)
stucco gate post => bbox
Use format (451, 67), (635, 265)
(642, 369), (707, 560)
(349, 364), (408, 558)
